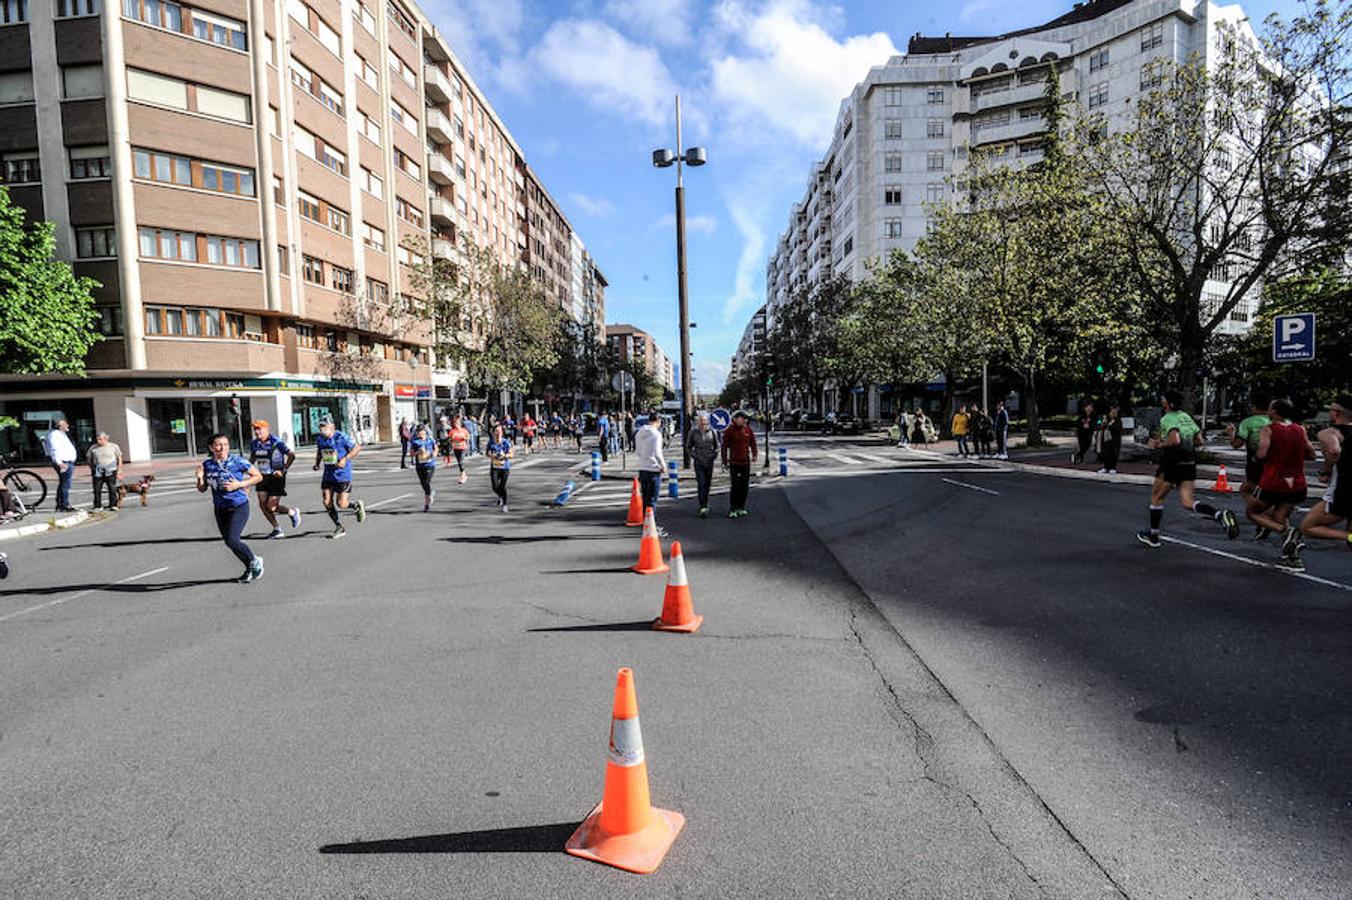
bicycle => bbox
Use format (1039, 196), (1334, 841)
(1, 451), (48, 514)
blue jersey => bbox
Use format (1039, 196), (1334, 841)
(488, 439), (512, 471)
(411, 436), (437, 467)
(599, 417), (610, 437)
(249, 435), (291, 475)
(316, 430), (356, 482)
(202, 455), (253, 508)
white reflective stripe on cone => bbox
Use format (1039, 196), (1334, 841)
(667, 552), (688, 587)
(642, 511), (658, 537)
(608, 717), (645, 767)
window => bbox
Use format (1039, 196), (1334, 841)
(390, 53), (417, 88)
(1089, 48), (1109, 72)
(358, 110), (382, 144)
(360, 167), (383, 198)
(1141, 21), (1163, 51)
(291, 59), (343, 116)
(0, 71), (35, 104)
(927, 119), (944, 138)
(396, 197), (422, 227)
(95, 305), (123, 336)
(126, 69), (250, 122)
(884, 153), (902, 173)
(57, 0), (99, 17)
(1, 0), (28, 23)
(1140, 64), (1164, 90)
(1087, 81), (1108, 109)
(926, 151), (945, 171)
(926, 183), (944, 203)
(317, 141), (346, 176)
(394, 148), (420, 180)
(387, 0), (415, 39)
(133, 148), (255, 195)
(296, 323), (316, 349)
(70, 146), (111, 179)
(302, 254), (325, 284)
(391, 101), (418, 136)
(192, 9), (247, 50)
(926, 88), (945, 105)
(327, 206), (350, 234)
(200, 160), (255, 196)
(123, 0), (184, 32)
(277, 244), (289, 273)
(884, 219), (902, 239)
(880, 87), (902, 107)
(883, 119), (902, 140)
(62, 65), (104, 100)
(883, 187), (902, 205)
(366, 277), (388, 304)
(204, 234), (260, 267)
(76, 226), (117, 258)
(1019, 142), (1041, 156)
(1, 153), (40, 184)
(358, 56), (378, 89)
(331, 266), (353, 293)
(296, 191), (321, 222)
(138, 227), (197, 261)
(362, 222), (385, 252)
(354, 0), (375, 34)
(1019, 107), (1042, 120)
(225, 312), (246, 338)
(841, 235), (853, 257)
(315, 15), (341, 54)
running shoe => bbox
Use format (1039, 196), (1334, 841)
(1274, 554), (1305, 571)
(501, 504), (509, 513)
(0, 552), (8, 580)
(728, 509), (739, 519)
(738, 508), (750, 518)
(1280, 526), (1304, 558)
(240, 556), (264, 583)
(429, 490), (436, 507)
(656, 526), (669, 538)
(289, 508), (301, 529)
(355, 499), (366, 523)
(1136, 530), (1161, 549)
(1221, 509), (1240, 540)
(458, 472), (467, 484)
(699, 507), (708, 518)
(1253, 526), (1271, 541)
(268, 528), (285, 539)
(330, 526), (347, 540)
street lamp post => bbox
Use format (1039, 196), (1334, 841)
(653, 94), (706, 468)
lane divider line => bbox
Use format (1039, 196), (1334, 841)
(364, 493), (412, 510)
(0, 566), (172, 624)
(941, 477), (1000, 496)
(1158, 535), (1352, 593)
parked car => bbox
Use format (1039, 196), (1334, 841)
(797, 412), (824, 431)
(821, 412), (863, 435)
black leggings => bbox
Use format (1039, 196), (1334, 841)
(214, 503), (254, 566)
(490, 468), (509, 503)
(416, 464), (435, 495)
(453, 449), (465, 472)
(91, 474), (117, 508)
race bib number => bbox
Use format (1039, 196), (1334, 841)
(254, 457), (273, 474)
(321, 449), (339, 465)
(206, 475), (222, 491)
(416, 448), (431, 462)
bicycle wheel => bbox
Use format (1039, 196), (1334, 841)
(4, 468), (48, 511)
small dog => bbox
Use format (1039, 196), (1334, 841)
(115, 474), (156, 508)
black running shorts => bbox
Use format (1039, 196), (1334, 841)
(321, 479), (352, 494)
(258, 473), (287, 496)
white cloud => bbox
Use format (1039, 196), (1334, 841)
(708, 0), (899, 146)
(531, 20), (678, 128)
(694, 358), (731, 391)
(420, 0), (525, 87)
(604, 0), (695, 46)
(569, 192), (617, 217)
(650, 212), (718, 234)
(722, 202), (764, 322)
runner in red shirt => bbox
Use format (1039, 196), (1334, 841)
(1251, 398), (1316, 569)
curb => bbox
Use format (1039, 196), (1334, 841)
(0, 509), (91, 542)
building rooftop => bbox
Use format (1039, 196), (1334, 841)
(906, 0), (1135, 54)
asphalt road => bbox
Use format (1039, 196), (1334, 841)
(1, 434), (1346, 898)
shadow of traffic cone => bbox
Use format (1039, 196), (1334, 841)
(1212, 464), (1233, 492)
(631, 508), (668, 575)
(565, 668), (684, 874)
(625, 478), (644, 527)
(653, 542), (702, 633)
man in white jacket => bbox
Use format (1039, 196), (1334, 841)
(44, 419), (79, 511)
(635, 410), (665, 516)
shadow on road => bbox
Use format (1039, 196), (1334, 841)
(0, 578), (238, 597)
(40, 537), (220, 550)
(536, 566), (634, 575)
(527, 619), (656, 633)
(440, 534), (625, 545)
(318, 821), (579, 854)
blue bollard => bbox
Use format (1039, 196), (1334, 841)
(778, 446), (788, 477)
(590, 451), (601, 481)
(553, 479), (576, 506)
(667, 459), (679, 498)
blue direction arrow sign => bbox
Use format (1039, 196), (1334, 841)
(709, 408), (732, 432)
(1273, 313), (1316, 362)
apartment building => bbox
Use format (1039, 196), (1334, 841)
(729, 304), (765, 384)
(758, 0), (1269, 414)
(606, 323), (674, 394)
(0, 0), (605, 460)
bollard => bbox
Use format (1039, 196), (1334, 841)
(778, 446), (788, 477)
(591, 451), (601, 481)
(553, 479), (576, 506)
(667, 459), (679, 499)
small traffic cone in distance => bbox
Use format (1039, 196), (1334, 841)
(632, 507), (668, 575)
(653, 542), (702, 634)
(625, 478), (644, 527)
(565, 668), (684, 874)
(1213, 464), (1233, 493)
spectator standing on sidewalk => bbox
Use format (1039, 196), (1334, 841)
(1073, 402), (1098, 465)
(1096, 405), (1123, 474)
(398, 418), (412, 468)
(597, 413), (611, 462)
(687, 412), (720, 517)
(952, 405), (971, 457)
(635, 411), (665, 516)
(895, 409), (910, 447)
(86, 432), (123, 510)
(624, 412), (637, 452)
(973, 406), (994, 458)
(994, 401), (1010, 459)
(722, 410), (758, 518)
(911, 410), (929, 446)
(44, 419), (78, 512)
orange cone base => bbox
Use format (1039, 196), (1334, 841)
(652, 613), (703, 634)
(565, 802), (685, 874)
(632, 560), (669, 575)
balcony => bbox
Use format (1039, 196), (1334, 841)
(970, 116), (1047, 147)
(432, 237), (455, 258)
(971, 79), (1050, 113)
(427, 152), (455, 185)
(429, 194), (458, 227)
(425, 107), (454, 145)
(424, 65), (456, 103)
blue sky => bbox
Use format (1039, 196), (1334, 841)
(420, 0), (1305, 394)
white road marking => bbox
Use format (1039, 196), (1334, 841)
(364, 493), (412, 510)
(1158, 535), (1352, 593)
(941, 478), (1000, 496)
(0, 566), (172, 624)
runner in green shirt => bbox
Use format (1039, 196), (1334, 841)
(1137, 390), (1240, 548)
(1228, 399), (1271, 539)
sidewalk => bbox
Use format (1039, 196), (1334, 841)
(0, 508), (92, 542)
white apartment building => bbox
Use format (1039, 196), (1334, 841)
(729, 304), (766, 383)
(759, 0), (1268, 414)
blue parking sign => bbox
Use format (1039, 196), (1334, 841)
(1273, 313), (1316, 363)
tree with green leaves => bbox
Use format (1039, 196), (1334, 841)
(0, 187), (101, 374)
(764, 273), (857, 413)
(1079, 3), (1352, 410)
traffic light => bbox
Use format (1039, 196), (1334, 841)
(1091, 347), (1110, 376)
(763, 353), (777, 387)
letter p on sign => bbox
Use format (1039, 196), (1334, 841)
(1272, 313), (1316, 363)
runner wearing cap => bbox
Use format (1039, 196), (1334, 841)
(196, 433), (265, 582)
(249, 420), (300, 538)
(313, 417), (365, 539)
(721, 409), (758, 518)
(1300, 394), (1352, 555)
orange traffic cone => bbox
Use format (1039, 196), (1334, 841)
(653, 542), (702, 634)
(631, 507), (668, 575)
(1213, 464), (1233, 493)
(565, 668), (684, 874)
(625, 478), (644, 527)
